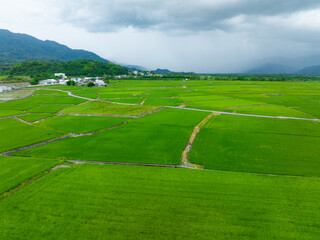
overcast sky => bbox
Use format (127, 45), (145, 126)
(1, 0), (320, 72)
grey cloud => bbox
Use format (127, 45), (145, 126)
(55, 0), (320, 32)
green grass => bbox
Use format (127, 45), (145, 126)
(14, 123), (191, 165)
(27, 105), (72, 113)
(190, 115), (320, 176)
(0, 156), (61, 194)
(0, 164), (320, 239)
(18, 114), (53, 123)
(62, 101), (161, 116)
(0, 118), (64, 153)
(36, 115), (128, 134)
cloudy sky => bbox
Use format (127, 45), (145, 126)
(1, 0), (320, 72)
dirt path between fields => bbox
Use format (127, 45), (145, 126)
(68, 160), (188, 168)
(14, 116), (32, 125)
(140, 98), (147, 105)
(165, 106), (319, 122)
(58, 113), (138, 118)
(181, 112), (218, 169)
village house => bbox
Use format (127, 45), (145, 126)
(39, 79), (58, 85)
(54, 73), (67, 79)
(94, 79), (106, 87)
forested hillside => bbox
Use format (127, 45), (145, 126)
(0, 29), (108, 63)
(3, 59), (129, 78)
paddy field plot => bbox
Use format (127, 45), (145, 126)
(132, 108), (209, 127)
(190, 114), (320, 176)
(104, 98), (143, 104)
(0, 95), (50, 111)
(41, 96), (87, 105)
(14, 123), (191, 165)
(0, 164), (320, 239)
(229, 104), (312, 118)
(0, 109), (25, 118)
(61, 101), (161, 116)
(18, 113), (53, 123)
(0, 118), (64, 153)
(33, 89), (69, 96)
(27, 104), (72, 114)
(143, 98), (183, 106)
(0, 156), (61, 195)
(36, 115), (128, 134)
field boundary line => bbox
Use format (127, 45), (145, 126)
(0, 113), (29, 120)
(68, 160), (189, 169)
(58, 113), (138, 118)
(14, 116), (32, 125)
(181, 112), (218, 169)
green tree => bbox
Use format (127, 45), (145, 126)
(67, 80), (76, 86)
(87, 82), (95, 87)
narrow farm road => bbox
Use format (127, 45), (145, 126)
(165, 106), (319, 121)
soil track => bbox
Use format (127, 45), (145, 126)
(181, 112), (217, 169)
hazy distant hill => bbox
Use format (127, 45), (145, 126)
(122, 64), (150, 71)
(296, 65), (320, 75)
(153, 68), (172, 74)
(245, 63), (298, 74)
(0, 29), (108, 63)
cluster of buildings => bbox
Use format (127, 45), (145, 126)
(114, 71), (163, 79)
(38, 73), (107, 87)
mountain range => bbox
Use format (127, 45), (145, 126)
(1, 29), (320, 75)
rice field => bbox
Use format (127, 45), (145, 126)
(1, 79), (320, 239)
(0, 164), (320, 239)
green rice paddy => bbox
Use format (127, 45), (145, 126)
(1, 80), (320, 239)
(0, 164), (320, 239)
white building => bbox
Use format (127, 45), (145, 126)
(54, 73), (67, 79)
(94, 80), (106, 87)
(39, 79), (58, 85)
